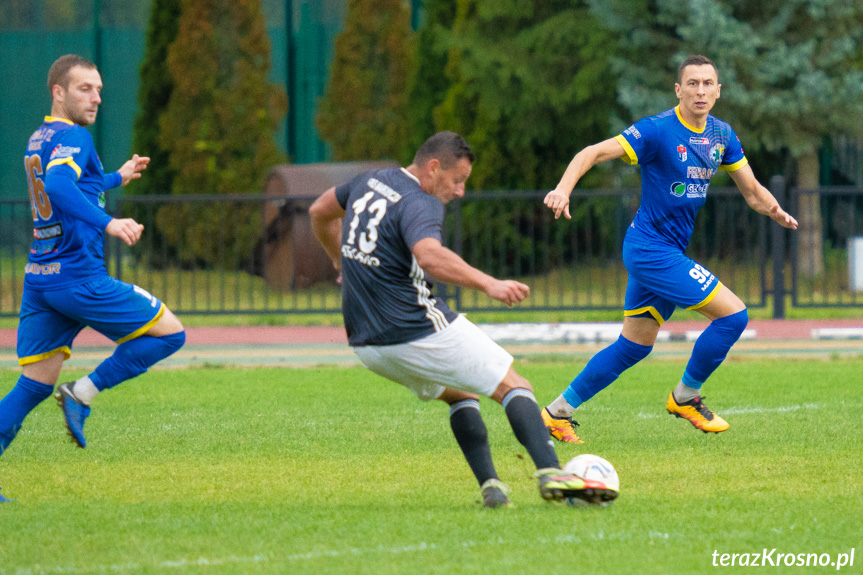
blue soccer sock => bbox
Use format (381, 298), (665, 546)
(0, 375), (55, 455)
(681, 309), (748, 390)
(89, 331), (185, 392)
(562, 335), (653, 409)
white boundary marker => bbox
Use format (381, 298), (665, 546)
(811, 327), (863, 340)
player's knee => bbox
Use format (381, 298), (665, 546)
(160, 330), (185, 354)
(716, 308), (748, 339)
(491, 368), (532, 403)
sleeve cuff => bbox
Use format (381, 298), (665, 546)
(614, 135), (639, 165)
(105, 171), (123, 189)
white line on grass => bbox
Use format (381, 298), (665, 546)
(636, 403), (822, 419)
(18, 521), (835, 575)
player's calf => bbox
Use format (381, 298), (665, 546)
(89, 330), (186, 393)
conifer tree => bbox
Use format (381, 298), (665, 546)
(433, 0), (617, 191)
(127, 0), (181, 262)
(316, 0), (415, 161)
(157, 0), (287, 268)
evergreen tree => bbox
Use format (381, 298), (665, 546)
(316, 0), (415, 162)
(157, 0), (287, 268)
(590, 0), (863, 276)
(432, 0), (618, 191)
(126, 0), (181, 264)
(403, 0), (457, 164)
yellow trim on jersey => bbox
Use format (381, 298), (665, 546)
(44, 115), (74, 125)
(719, 157), (749, 172)
(624, 306), (665, 326)
(614, 134), (638, 165)
(674, 106), (705, 134)
(18, 346), (71, 366)
(116, 303), (166, 344)
(46, 157), (82, 179)
(687, 281), (724, 311)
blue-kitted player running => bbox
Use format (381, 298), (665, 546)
(0, 55), (185, 501)
(541, 55), (798, 443)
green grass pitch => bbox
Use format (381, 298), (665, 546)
(1, 358), (861, 574)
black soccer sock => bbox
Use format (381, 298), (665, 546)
(503, 389), (560, 470)
(449, 399), (498, 486)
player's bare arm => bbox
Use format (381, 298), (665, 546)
(117, 154), (150, 186)
(309, 187), (345, 271)
(412, 237), (529, 307)
(545, 137), (627, 220)
(728, 164), (798, 230)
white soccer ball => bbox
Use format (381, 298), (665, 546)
(563, 453), (620, 507)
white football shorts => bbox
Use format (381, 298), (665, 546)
(353, 315), (514, 401)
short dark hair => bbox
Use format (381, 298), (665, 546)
(413, 131), (475, 169)
(677, 54), (718, 84)
(48, 54), (97, 93)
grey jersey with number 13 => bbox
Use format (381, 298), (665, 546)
(334, 167), (457, 347)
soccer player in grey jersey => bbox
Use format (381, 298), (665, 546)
(310, 131), (617, 507)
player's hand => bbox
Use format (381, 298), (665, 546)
(118, 154), (150, 186)
(105, 218), (144, 246)
(544, 189), (571, 220)
(485, 279), (530, 307)
(769, 205), (798, 230)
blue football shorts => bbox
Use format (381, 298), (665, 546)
(17, 275), (166, 366)
(621, 241), (723, 325)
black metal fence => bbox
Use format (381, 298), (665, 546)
(2, 181), (863, 318)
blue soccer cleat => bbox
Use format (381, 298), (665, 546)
(55, 382), (90, 448)
(0, 487), (15, 503)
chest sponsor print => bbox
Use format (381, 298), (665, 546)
(670, 182), (710, 199)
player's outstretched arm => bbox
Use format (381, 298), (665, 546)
(545, 137), (626, 220)
(309, 187), (346, 271)
(412, 238), (529, 307)
(105, 218), (144, 246)
(117, 154), (150, 186)
(729, 165), (798, 230)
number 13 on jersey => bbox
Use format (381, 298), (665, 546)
(347, 191), (388, 254)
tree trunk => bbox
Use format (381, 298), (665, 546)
(796, 150), (824, 277)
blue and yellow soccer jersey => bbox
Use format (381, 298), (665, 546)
(23, 116), (122, 290)
(615, 106), (747, 251)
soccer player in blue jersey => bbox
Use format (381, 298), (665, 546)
(0, 55), (185, 501)
(310, 131), (616, 507)
(541, 55), (798, 443)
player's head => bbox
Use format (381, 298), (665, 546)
(48, 54), (102, 127)
(412, 131), (475, 205)
(674, 55), (721, 119)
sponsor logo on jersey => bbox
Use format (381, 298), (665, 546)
(689, 136), (709, 145)
(367, 178), (402, 203)
(49, 144), (81, 160)
(687, 166), (715, 180)
(677, 145), (687, 162)
(670, 182), (710, 198)
(98, 191), (106, 208)
(710, 143), (725, 165)
(341, 245), (381, 267)
(25, 262), (61, 275)
(624, 125), (642, 139)
(28, 128), (56, 151)
(34, 222), (63, 240)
